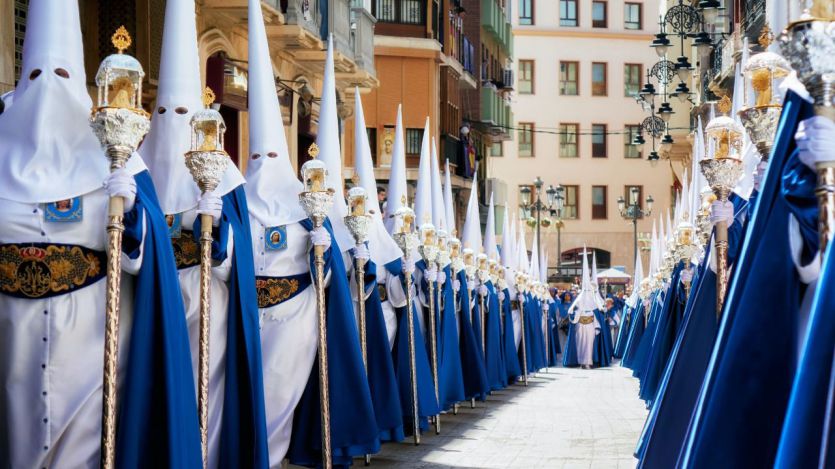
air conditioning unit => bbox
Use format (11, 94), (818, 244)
(502, 68), (514, 90)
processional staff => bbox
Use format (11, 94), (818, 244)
(89, 27), (151, 469)
(417, 221), (441, 435)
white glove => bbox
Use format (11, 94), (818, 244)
(796, 116), (835, 170)
(710, 200), (734, 228)
(436, 270), (446, 285)
(197, 191), (223, 227)
(498, 291), (506, 302)
(518, 293), (525, 303)
(104, 168), (137, 213)
(402, 257), (416, 275)
(680, 268), (693, 283)
(753, 160), (768, 192)
(452, 279), (461, 292)
(425, 268), (438, 283)
(479, 285), (489, 297)
(310, 226), (331, 248)
(354, 243), (370, 261)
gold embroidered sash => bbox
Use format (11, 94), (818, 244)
(0, 243), (105, 299)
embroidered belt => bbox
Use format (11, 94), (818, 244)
(377, 283), (387, 302)
(255, 273), (311, 309)
(578, 316), (595, 325)
(510, 300), (520, 310)
(171, 229), (201, 270)
(0, 243), (106, 299)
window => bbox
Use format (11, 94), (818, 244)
(491, 141), (503, 157)
(367, 128), (378, 165)
(592, 124), (607, 157)
(592, 62), (607, 96)
(625, 185), (644, 210)
(560, 123), (578, 158)
(625, 63), (642, 97)
(624, 3), (642, 30)
(560, 0), (578, 26)
(560, 61), (579, 95)
(592, 1), (607, 28)
(624, 125), (642, 158)
(375, 0), (425, 25)
(405, 128), (424, 156)
(519, 60), (534, 94)
(519, 122), (534, 157)
(520, 0), (534, 25)
(592, 186), (608, 219)
(563, 185), (579, 219)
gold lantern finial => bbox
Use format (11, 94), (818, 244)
(308, 143), (320, 159)
(111, 26), (132, 54)
(758, 24), (773, 48)
(202, 87), (216, 108)
(717, 95), (732, 115)
(351, 171), (360, 186)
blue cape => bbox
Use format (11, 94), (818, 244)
(501, 288), (522, 382)
(621, 301), (646, 368)
(116, 170), (202, 467)
(630, 290), (664, 380)
(593, 309), (614, 368)
(547, 301), (561, 366)
(456, 271), (490, 400)
(287, 220), (380, 467)
(437, 265), (466, 410)
(483, 281), (506, 390)
(681, 92), (813, 468)
(359, 257), (405, 443)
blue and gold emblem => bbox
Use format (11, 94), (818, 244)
(165, 213), (183, 238)
(265, 225), (287, 251)
(44, 198), (82, 222)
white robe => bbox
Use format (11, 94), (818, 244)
(376, 265), (407, 351)
(572, 310), (600, 367)
(0, 187), (145, 468)
(176, 208), (233, 469)
(250, 220), (320, 468)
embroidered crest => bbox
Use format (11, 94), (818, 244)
(256, 277), (300, 308)
(265, 226), (287, 251)
(0, 244), (105, 299)
(165, 213), (183, 238)
(171, 230), (200, 269)
(44, 198), (82, 223)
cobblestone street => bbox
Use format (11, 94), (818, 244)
(367, 364), (647, 468)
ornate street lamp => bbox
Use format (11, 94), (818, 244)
(618, 189), (654, 266)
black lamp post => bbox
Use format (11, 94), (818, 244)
(618, 188), (654, 266)
(520, 179), (563, 280)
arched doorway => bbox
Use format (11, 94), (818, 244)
(559, 247), (611, 284)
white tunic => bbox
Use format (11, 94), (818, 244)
(250, 220), (319, 468)
(377, 265), (407, 350)
(573, 310), (600, 367)
(176, 208), (233, 469)
(0, 188), (144, 469)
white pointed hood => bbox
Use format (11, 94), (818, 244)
(0, 0), (115, 203)
(316, 35), (354, 251)
(413, 118), (433, 228)
(626, 252), (644, 308)
(353, 88), (402, 266)
(569, 248), (599, 313)
(540, 250), (549, 284)
(529, 234), (540, 279)
(430, 139), (447, 232)
(385, 105), (408, 234)
(649, 220), (659, 277)
(483, 192), (498, 260)
(140, 0), (243, 214)
(244, 0), (306, 226)
(517, 221), (529, 275)
(443, 160), (456, 235)
(461, 167), (482, 252)
(501, 207), (514, 269)
(592, 250), (605, 305)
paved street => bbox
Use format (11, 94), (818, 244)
(367, 364), (647, 468)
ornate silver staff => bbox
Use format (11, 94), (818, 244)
(417, 221), (441, 435)
(462, 247), (478, 406)
(183, 87), (230, 467)
(476, 253), (489, 358)
(89, 27), (150, 469)
(514, 271), (528, 386)
(392, 206), (421, 445)
(780, 11), (835, 252)
(343, 182), (373, 466)
(448, 235), (463, 414)
(299, 145), (336, 468)
(701, 96), (745, 317)
(675, 218), (698, 299)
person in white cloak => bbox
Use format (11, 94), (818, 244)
(0, 1), (199, 466)
(244, 3), (332, 464)
(137, 1), (251, 466)
(567, 249), (601, 369)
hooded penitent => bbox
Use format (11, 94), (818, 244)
(0, 1), (201, 466)
(384, 105), (408, 234)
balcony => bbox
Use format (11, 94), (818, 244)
(480, 0), (512, 55)
(480, 87), (511, 138)
(351, 6), (377, 77)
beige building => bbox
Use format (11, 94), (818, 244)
(489, 0), (675, 279)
